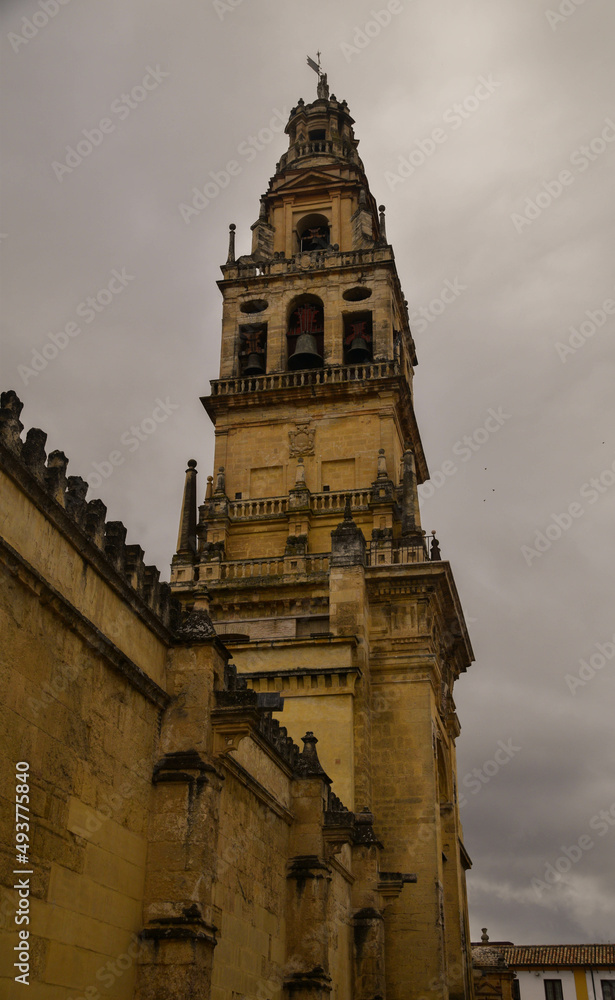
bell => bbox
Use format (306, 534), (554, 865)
(345, 335), (371, 363)
(243, 352), (266, 375)
(288, 333), (323, 370)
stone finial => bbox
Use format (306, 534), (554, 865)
(227, 223), (236, 264)
(377, 448), (387, 479)
(205, 475), (213, 500)
(175, 607), (217, 643)
(481, 928), (489, 943)
(125, 544), (145, 591)
(143, 565), (161, 610)
(331, 499), (366, 567)
(65, 476), (88, 526)
(295, 732), (330, 781)
(45, 450), (68, 505)
(401, 447), (422, 542)
(430, 531), (441, 561)
(176, 459), (198, 556)
(0, 390), (24, 454)
(378, 204), (387, 243)
(215, 466), (225, 494)
(295, 456), (306, 486)
(105, 520), (128, 572)
(22, 427), (47, 482)
(84, 498), (107, 548)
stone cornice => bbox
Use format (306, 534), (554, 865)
(366, 561), (474, 666)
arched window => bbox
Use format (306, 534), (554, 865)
(287, 295), (324, 370)
(297, 213), (331, 252)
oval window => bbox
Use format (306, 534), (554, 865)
(343, 287), (372, 302)
(240, 299), (268, 314)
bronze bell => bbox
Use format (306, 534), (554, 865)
(345, 335), (371, 363)
(243, 352), (266, 375)
(288, 333), (324, 370)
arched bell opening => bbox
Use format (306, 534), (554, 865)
(296, 213), (331, 252)
(239, 322), (267, 376)
(286, 295), (324, 371)
(343, 311), (373, 364)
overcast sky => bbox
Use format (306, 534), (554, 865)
(1, 0), (614, 947)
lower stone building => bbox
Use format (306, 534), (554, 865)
(1, 391), (418, 998)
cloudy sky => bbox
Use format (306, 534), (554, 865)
(1, 0), (614, 946)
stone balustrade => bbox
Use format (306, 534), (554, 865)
(220, 244), (394, 281)
(210, 359), (400, 397)
(201, 538), (436, 582)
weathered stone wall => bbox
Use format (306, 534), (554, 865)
(0, 393), (171, 1000)
(210, 766), (290, 998)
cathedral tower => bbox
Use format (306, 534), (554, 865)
(171, 74), (475, 1000)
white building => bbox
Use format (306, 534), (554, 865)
(501, 945), (615, 1000)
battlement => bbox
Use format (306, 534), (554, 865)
(0, 390), (179, 631)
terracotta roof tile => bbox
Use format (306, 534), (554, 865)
(502, 945), (615, 968)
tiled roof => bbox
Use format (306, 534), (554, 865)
(502, 945), (615, 968)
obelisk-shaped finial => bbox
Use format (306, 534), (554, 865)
(176, 459), (198, 555)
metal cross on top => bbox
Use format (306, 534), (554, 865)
(307, 52), (329, 99)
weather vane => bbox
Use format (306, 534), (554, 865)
(307, 52), (329, 99)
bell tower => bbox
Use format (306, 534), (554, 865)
(171, 75), (475, 1000)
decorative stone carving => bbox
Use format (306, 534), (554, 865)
(289, 423), (315, 457)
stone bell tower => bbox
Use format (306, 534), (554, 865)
(171, 75), (475, 1000)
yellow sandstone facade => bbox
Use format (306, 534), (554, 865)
(1, 76), (475, 1000)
